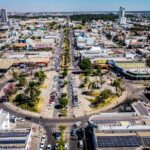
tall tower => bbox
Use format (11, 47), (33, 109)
(119, 7), (126, 25)
(0, 9), (8, 23)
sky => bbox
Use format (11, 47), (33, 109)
(0, 0), (150, 12)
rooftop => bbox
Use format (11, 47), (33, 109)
(0, 128), (31, 149)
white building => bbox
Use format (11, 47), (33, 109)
(80, 47), (111, 59)
(119, 7), (127, 25)
(0, 109), (10, 130)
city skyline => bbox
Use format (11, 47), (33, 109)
(0, 0), (150, 12)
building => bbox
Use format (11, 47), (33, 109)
(0, 9), (8, 23)
(0, 109), (32, 150)
(0, 109), (10, 130)
(80, 47), (111, 59)
(88, 112), (150, 150)
(119, 7), (127, 25)
(109, 61), (150, 80)
(0, 128), (32, 150)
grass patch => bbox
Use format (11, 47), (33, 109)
(93, 95), (117, 110)
(79, 74), (84, 79)
(59, 109), (68, 117)
(40, 84), (48, 89)
(34, 97), (44, 112)
(86, 98), (95, 102)
(116, 62), (146, 68)
(90, 90), (100, 97)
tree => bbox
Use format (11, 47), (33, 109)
(85, 69), (92, 76)
(14, 93), (29, 105)
(3, 84), (17, 99)
(79, 58), (92, 70)
(95, 67), (103, 88)
(88, 81), (97, 92)
(25, 81), (41, 104)
(18, 73), (27, 87)
(100, 89), (112, 99)
(106, 32), (112, 40)
(83, 76), (89, 85)
(12, 71), (19, 82)
(60, 98), (68, 108)
(62, 68), (68, 77)
(34, 70), (46, 84)
(112, 79), (122, 95)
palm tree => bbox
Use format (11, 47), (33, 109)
(88, 81), (97, 93)
(18, 73), (27, 87)
(34, 70), (46, 84)
(25, 81), (41, 104)
(96, 67), (103, 88)
(113, 79), (121, 95)
(12, 71), (19, 82)
(82, 77), (89, 85)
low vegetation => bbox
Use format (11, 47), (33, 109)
(7, 70), (47, 112)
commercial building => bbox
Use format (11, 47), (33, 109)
(119, 7), (127, 25)
(0, 9), (8, 23)
(110, 61), (150, 80)
(79, 47), (111, 59)
(88, 112), (150, 150)
(0, 128), (32, 150)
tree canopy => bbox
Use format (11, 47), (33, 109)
(79, 58), (92, 70)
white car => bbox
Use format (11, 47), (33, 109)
(74, 121), (81, 127)
(40, 142), (45, 148)
(41, 135), (46, 142)
(47, 144), (52, 150)
(64, 143), (69, 150)
(15, 117), (25, 123)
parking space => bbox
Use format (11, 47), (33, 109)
(68, 74), (79, 107)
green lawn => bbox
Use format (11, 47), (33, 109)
(116, 62), (146, 68)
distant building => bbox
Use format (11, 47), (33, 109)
(0, 9), (8, 23)
(119, 7), (127, 25)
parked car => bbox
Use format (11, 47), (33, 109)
(64, 143), (69, 150)
(54, 132), (61, 140)
(25, 116), (31, 120)
(55, 143), (59, 150)
(78, 140), (84, 148)
(47, 144), (52, 150)
(41, 135), (46, 142)
(71, 129), (77, 136)
(40, 142), (45, 148)
(74, 121), (81, 128)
